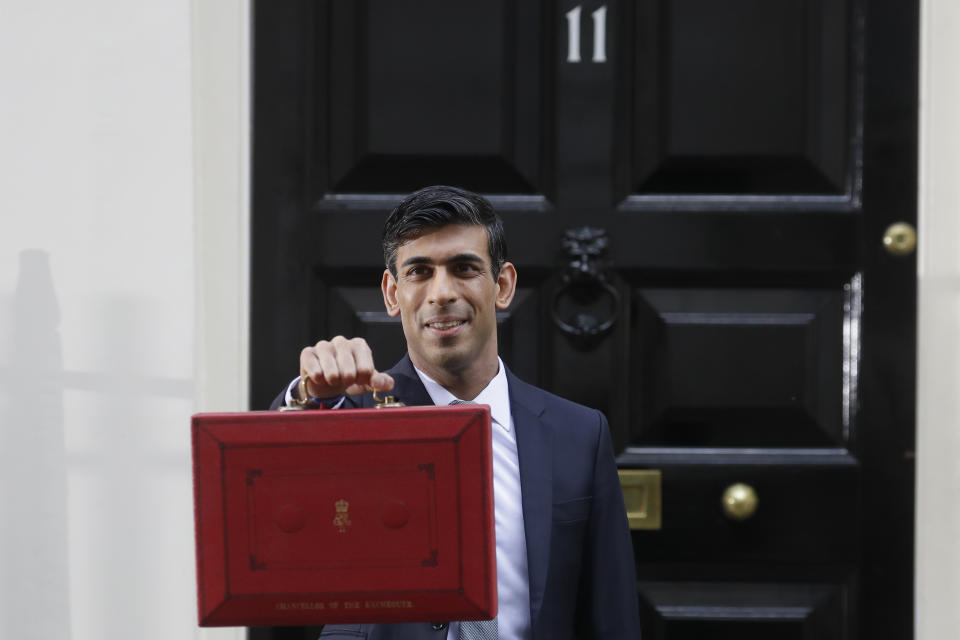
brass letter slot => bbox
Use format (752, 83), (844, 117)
(618, 469), (662, 530)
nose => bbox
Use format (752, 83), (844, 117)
(427, 267), (458, 305)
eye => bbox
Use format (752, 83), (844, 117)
(454, 262), (480, 274)
(405, 265), (431, 278)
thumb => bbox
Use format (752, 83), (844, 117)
(371, 372), (394, 392)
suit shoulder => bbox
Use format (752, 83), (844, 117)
(509, 375), (605, 427)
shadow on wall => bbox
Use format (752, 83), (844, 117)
(0, 249), (70, 637)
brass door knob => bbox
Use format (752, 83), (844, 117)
(722, 483), (758, 521)
(882, 222), (917, 256)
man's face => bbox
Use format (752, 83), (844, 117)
(381, 224), (516, 379)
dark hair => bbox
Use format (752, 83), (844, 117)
(382, 185), (507, 278)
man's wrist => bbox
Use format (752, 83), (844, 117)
(286, 376), (344, 409)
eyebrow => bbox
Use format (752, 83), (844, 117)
(400, 252), (486, 269)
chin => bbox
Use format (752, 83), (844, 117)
(424, 347), (473, 374)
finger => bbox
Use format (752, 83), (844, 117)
(351, 339), (376, 386)
(298, 341), (341, 397)
(344, 373), (394, 396)
(334, 342), (358, 389)
(344, 382), (369, 396)
(299, 337), (388, 399)
(314, 343), (342, 391)
(371, 372), (394, 392)
(346, 337), (392, 393)
(349, 373), (392, 394)
(300, 346), (325, 393)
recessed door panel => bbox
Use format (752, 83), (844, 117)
(625, 0), (855, 197)
(639, 579), (853, 640)
(631, 285), (848, 447)
(320, 0), (550, 196)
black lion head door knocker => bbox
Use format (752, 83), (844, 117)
(551, 227), (620, 349)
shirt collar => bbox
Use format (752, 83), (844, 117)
(413, 358), (511, 434)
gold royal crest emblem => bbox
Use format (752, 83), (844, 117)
(333, 498), (351, 533)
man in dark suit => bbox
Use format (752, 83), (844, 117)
(275, 186), (641, 639)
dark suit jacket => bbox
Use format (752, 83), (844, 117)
(271, 355), (641, 640)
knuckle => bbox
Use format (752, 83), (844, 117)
(356, 360), (374, 373)
(349, 338), (374, 360)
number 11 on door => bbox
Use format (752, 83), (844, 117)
(566, 5), (607, 64)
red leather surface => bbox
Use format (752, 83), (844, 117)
(191, 406), (495, 626)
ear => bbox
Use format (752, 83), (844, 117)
(382, 270), (401, 317)
(494, 262), (518, 310)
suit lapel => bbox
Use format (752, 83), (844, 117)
(507, 370), (553, 623)
(384, 355), (434, 407)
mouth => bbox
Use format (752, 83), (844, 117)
(424, 318), (467, 336)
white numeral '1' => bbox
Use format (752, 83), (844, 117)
(592, 6), (607, 63)
(566, 6), (582, 63)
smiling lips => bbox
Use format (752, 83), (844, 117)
(425, 318), (467, 334)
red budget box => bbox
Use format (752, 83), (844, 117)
(191, 405), (496, 626)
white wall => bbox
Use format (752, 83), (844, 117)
(191, 1), (250, 638)
(0, 1), (246, 639)
(916, 0), (960, 637)
(0, 0), (955, 638)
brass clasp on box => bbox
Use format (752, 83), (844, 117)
(373, 390), (405, 408)
(280, 377), (317, 410)
(618, 469), (662, 530)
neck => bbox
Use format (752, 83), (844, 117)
(411, 352), (500, 401)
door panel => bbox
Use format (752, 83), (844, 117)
(640, 579), (855, 640)
(631, 283), (849, 447)
(319, 0), (550, 195)
(252, 1), (916, 638)
(631, 451), (859, 563)
(626, 0), (853, 196)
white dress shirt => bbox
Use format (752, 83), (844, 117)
(414, 360), (531, 640)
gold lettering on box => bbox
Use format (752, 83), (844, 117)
(275, 601), (327, 610)
(363, 600), (415, 609)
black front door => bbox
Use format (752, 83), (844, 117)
(251, 1), (917, 638)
